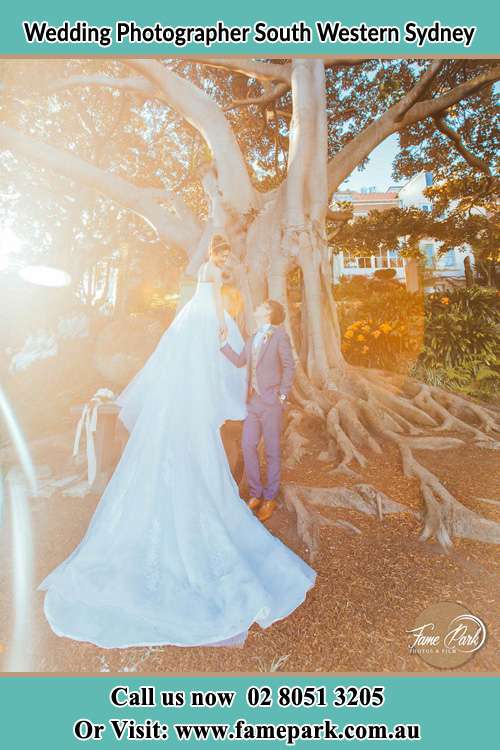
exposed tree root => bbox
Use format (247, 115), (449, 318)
(334, 519), (362, 535)
(282, 481), (416, 561)
(283, 409), (310, 468)
(283, 365), (500, 553)
(477, 498), (500, 508)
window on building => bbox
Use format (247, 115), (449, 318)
(358, 257), (372, 268)
(388, 250), (404, 268)
(342, 252), (358, 269)
(440, 249), (456, 268)
(422, 242), (435, 267)
(342, 250), (403, 272)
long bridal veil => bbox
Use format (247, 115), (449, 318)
(39, 281), (316, 648)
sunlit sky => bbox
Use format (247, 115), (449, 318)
(340, 135), (400, 192)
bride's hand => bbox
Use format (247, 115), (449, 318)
(219, 323), (228, 342)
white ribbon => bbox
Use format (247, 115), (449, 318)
(72, 388), (115, 486)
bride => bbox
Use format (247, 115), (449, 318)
(39, 236), (316, 649)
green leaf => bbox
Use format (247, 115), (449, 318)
(476, 367), (500, 382)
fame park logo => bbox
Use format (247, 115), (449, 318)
(407, 601), (487, 668)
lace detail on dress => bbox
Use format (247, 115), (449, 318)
(199, 508), (240, 580)
(145, 518), (161, 594)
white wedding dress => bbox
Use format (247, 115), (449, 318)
(39, 277), (316, 649)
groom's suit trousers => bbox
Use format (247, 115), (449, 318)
(242, 390), (283, 501)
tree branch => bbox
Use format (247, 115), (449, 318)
(398, 65), (500, 127)
(142, 187), (204, 229)
(323, 57), (372, 68)
(44, 61), (259, 216)
(125, 59), (257, 216)
(432, 114), (492, 176)
(47, 74), (158, 101)
(327, 63), (500, 195)
(182, 57), (291, 83)
(224, 81), (290, 111)
(392, 60), (445, 122)
(0, 125), (202, 255)
(327, 61), (445, 194)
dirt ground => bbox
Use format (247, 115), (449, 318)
(0, 430), (498, 674)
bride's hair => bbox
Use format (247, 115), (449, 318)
(209, 235), (230, 259)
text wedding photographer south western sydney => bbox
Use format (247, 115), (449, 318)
(21, 19), (476, 49)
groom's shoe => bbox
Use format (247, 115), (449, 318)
(247, 497), (262, 511)
(257, 500), (277, 522)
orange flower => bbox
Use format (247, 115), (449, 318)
(361, 325), (370, 333)
(371, 330), (381, 338)
(441, 296), (450, 305)
(361, 345), (369, 354)
(345, 330), (354, 339)
(379, 323), (392, 334)
(356, 334), (365, 342)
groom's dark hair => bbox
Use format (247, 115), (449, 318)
(266, 299), (286, 325)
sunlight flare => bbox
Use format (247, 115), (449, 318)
(19, 264), (71, 288)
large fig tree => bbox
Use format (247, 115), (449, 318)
(1, 57), (499, 554)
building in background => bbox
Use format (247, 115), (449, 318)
(331, 185), (404, 282)
(331, 172), (474, 288)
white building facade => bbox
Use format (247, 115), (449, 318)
(331, 172), (474, 288)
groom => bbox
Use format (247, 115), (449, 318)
(221, 300), (295, 522)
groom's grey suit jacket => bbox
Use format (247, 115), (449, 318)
(221, 325), (295, 405)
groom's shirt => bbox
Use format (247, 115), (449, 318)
(250, 323), (272, 395)
(252, 323), (272, 352)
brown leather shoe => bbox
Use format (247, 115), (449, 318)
(247, 496), (262, 511)
(257, 500), (277, 522)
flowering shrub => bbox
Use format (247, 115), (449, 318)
(338, 285), (499, 401)
(338, 285), (424, 369)
(341, 317), (420, 369)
